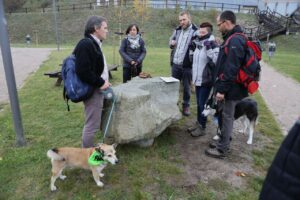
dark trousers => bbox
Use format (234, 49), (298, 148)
(217, 100), (239, 151)
(123, 66), (142, 83)
(172, 64), (192, 107)
(195, 86), (211, 128)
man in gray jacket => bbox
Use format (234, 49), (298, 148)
(169, 10), (197, 116)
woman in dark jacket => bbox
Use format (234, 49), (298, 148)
(119, 24), (146, 83)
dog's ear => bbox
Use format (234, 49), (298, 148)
(112, 143), (118, 149)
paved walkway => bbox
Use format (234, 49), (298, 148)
(0, 47), (53, 103)
(259, 61), (300, 135)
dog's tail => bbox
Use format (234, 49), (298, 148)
(47, 148), (65, 161)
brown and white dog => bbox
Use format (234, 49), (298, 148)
(47, 143), (118, 191)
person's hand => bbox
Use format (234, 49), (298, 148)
(100, 80), (111, 90)
(203, 40), (211, 50)
(134, 61), (139, 67)
(216, 92), (225, 101)
(210, 41), (217, 49)
(130, 60), (136, 65)
(171, 40), (176, 47)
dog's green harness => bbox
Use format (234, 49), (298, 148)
(88, 151), (108, 166)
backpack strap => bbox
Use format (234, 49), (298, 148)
(63, 84), (70, 111)
(224, 33), (247, 55)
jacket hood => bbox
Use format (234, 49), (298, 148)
(222, 25), (243, 41)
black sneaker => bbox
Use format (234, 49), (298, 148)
(205, 148), (230, 159)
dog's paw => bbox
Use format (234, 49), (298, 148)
(59, 175), (67, 180)
(99, 173), (104, 177)
(51, 185), (57, 191)
(247, 140), (252, 145)
(96, 181), (104, 187)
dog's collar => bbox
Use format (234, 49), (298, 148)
(88, 151), (108, 166)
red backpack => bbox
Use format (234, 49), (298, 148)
(224, 33), (262, 94)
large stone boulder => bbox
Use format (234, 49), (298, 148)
(102, 77), (181, 146)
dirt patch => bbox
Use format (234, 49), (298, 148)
(168, 115), (265, 189)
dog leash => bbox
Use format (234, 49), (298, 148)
(101, 89), (117, 143)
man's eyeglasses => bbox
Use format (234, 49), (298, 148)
(217, 21), (225, 27)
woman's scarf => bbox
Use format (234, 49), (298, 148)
(127, 34), (141, 49)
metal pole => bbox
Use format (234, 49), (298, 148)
(0, 0), (26, 146)
(119, 0), (122, 66)
(266, 33), (270, 60)
(53, 0), (60, 51)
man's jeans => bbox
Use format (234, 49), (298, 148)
(195, 86), (211, 128)
(172, 64), (192, 107)
(217, 99), (239, 151)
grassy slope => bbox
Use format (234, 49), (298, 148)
(262, 34), (300, 83)
(6, 8), (257, 47)
(0, 46), (283, 199)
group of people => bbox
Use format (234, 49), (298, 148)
(73, 10), (251, 159)
(73, 9), (256, 158)
(68, 11), (300, 200)
(170, 10), (249, 159)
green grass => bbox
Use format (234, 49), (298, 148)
(262, 34), (300, 83)
(263, 51), (300, 83)
(0, 46), (283, 199)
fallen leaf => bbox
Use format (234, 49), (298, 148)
(235, 171), (246, 177)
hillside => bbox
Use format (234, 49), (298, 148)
(5, 7), (258, 47)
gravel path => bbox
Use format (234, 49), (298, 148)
(259, 61), (300, 135)
(0, 47), (53, 103)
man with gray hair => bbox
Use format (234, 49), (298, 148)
(73, 16), (111, 148)
(169, 11), (197, 116)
